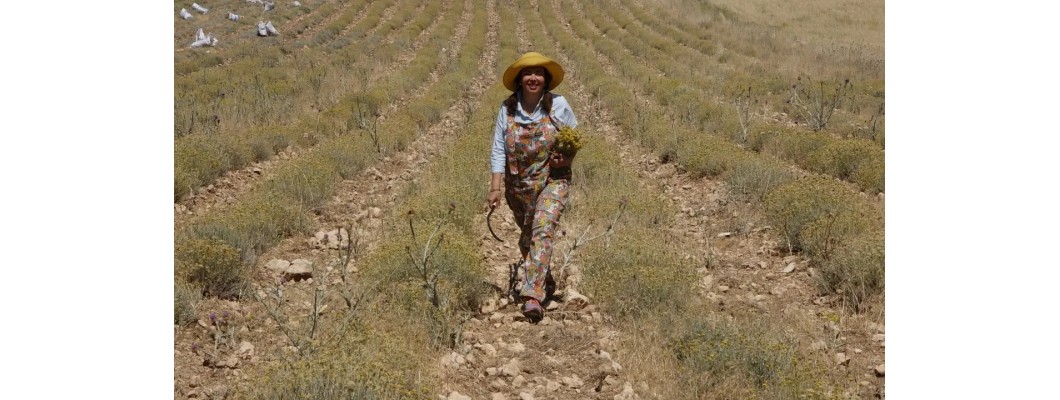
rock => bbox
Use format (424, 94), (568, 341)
(370, 207), (382, 218)
(511, 321), (528, 329)
(614, 382), (638, 400)
(872, 333), (885, 342)
(545, 301), (560, 311)
(285, 259), (313, 281)
(508, 342), (526, 353)
(754, 294), (767, 301)
(490, 378), (507, 390)
(655, 163), (677, 179)
(446, 391), (471, 400)
(518, 392), (534, 400)
(835, 352), (850, 366)
(475, 343), (498, 357)
(512, 375), (526, 387)
(565, 289), (590, 310)
(874, 363), (885, 377)
(264, 259), (291, 273)
(718, 285), (729, 292)
(440, 352), (466, 368)
(490, 393), (506, 400)
(237, 341), (254, 358)
(546, 379), (561, 392)
(716, 232), (733, 238)
(604, 375), (619, 386)
(562, 375), (584, 388)
(782, 262), (796, 273)
(699, 274), (714, 290)
(501, 359), (521, 377)
(486, 367), (498, 376)
(309, 228), (350, 250)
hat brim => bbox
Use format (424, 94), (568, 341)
(502, 52), (565, 92)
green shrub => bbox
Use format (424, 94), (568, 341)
(806, 138), (882, 182)
(764, 176), (876, 252)
(854, 153), (885, 194)
(818, 231), (885, 312)
(666, 315), (830, 398)
(583, 235), (694, 318)
(264, 157), (340, 208)
(184, 194), (309, 263)
(176, 238), (248, 299)
(723, 157), (795, 203)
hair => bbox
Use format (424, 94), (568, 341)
(504, 68), (553, 117)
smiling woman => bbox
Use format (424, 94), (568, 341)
(485, 52), (578, 322)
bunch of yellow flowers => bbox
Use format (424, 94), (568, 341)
(554, 126), (585, 157)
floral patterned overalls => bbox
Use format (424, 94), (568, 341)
(503, 113), (570, 302)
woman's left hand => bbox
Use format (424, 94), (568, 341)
(550, 152), (573, 169)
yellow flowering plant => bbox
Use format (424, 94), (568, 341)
(554, 126), (585, 157)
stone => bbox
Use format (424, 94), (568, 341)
(309, 228), (349, 250)
(512, 375), (526, 387)
(565, 289), (590, 310)
(699, 274), (714, 290)
(237, 341), (254, 357)
(518, 392), (534, 400)
(486, 367), (498, 376)
(782, 262), (796, 273)
(490, 378), (507, 390)
(490, 393), (506, 400)
(835, 352), (850, 366)
(285, 259), (313, 281)
(614, 382), (638, 400)
(440, 352), (466, 368)
(446, 391), (471, 400)
(264, 259), (291, 273)
(370, 207), (382, 218)
(874, 363), (885, 377)
(501, 359), (521, 377)
(716, 232), (733, 238)
(475, 343), (498, 357)
(508, 342), (526, 353)
(718, 285), (730, 292)
(546, 379), (561, 391)
(754, 294), (767, 301)
(872, 333), (885, 342)
(562, 375), (584, 388)
(604, 375), (619, 386)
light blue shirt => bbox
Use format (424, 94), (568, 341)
(490, 92), (578, 173)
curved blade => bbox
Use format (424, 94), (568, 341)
(487, 206), (504, 242)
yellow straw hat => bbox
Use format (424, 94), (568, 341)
(502, 52), (564, 92)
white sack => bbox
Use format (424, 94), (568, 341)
(195, 28), (206, 42)
(257, 20), (279, 36)
(228, 12), (240, 21)
(265, 21), (279, 36)
(179, 8), (193, 19)
(191, 28), (217, 47)
(264, 2), (275, 11)
(191, 3), (208, 13)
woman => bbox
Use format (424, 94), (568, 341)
(485, 52), (578, 322)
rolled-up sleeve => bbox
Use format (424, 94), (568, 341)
(551, 95), (578, 129)
(490, 106), (507, 173)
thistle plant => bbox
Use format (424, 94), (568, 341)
(787, 76), (852, 132)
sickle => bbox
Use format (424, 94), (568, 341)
(487, 206), (504, 242)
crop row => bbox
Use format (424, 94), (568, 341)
(175, 0), (487, 301)
(530, 0), (883, 309)
(174, 0), (458, 202)
(565, 0), (883, 194)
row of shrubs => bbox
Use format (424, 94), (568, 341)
(174, 0), (487, 304)
(174, 0), (465, 201)
(540, 0), (884, 311)
(521, 4), (846, 397)
(245, 16), (503, 397)
(566, 0), (884, 194)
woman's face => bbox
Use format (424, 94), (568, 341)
(519, 66), (547, 96)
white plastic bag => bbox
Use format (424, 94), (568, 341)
(264, 1), (274, 11)
(293, 1), (301, 6)
(228, 12), (240, 21)
(191, 3), (208, 13)
(265, 21), (279, 35)
(191, 28), (217, 47)
(179, 8), (193, 19)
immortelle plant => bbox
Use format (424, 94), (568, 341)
(554, 126), (585, 157)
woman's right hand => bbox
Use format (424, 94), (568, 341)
(486, 189), (502, 210)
